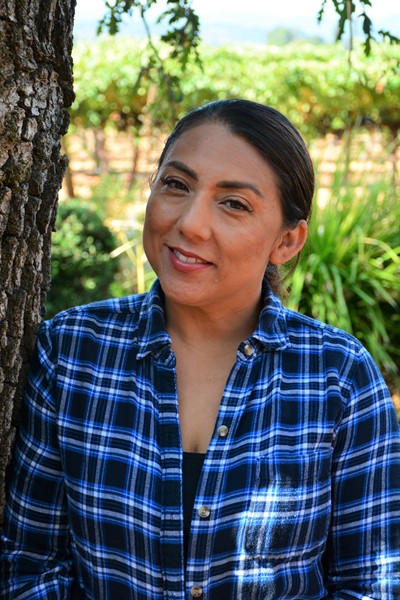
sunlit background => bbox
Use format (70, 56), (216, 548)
(74, 0), (399, 43)
(49, 1), (400, 414)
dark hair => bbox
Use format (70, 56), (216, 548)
(157, 99), (314, 296)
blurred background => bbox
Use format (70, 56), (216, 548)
(48, 0), (400, 415)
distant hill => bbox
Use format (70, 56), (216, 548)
(73, 11), (399, 46)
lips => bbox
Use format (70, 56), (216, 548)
(172, 248), (209, 264)
(167, 246), (213, 273)
(169, 247), (211, 265)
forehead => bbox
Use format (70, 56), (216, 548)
(162, 122), (277, 187)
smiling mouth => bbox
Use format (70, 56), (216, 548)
(171, 248), (210, 265)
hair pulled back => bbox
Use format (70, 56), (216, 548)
(157, 99), (314, 296)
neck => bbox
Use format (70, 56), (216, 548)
(164, 296), (261, 348)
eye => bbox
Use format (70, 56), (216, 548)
(223, 198), (251, 212)
(160, 176), (189, 192)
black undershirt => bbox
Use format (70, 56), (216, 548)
(182, 452), (206, 565)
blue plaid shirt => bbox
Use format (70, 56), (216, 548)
(1, 280), (400, 599)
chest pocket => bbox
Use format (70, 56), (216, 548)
(244, 449), (332, 561)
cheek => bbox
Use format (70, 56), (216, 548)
(142, 198), (171, 270)
(144, 195), (173, 234)
(143, 202), (161, 245)
(142, 204), (157, 259)
(236, 226), (273, 259)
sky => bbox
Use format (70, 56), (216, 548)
(74, 0), (400, 44)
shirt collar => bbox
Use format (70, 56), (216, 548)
(137, 280), (171, 359)
(250, 282), (290, 351)
(136, 279), (290, 358)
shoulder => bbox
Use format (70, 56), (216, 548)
(284, 306), (362, 350)
(282, 305), (371, 371)
(38, 281), (168, 362)
(50, 293), (147, 322)
(281, 307), (392, 406)
(260, 286), (368, 368)
(40, 293), (149, 346)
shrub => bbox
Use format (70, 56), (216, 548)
(46, 199), (120, 317)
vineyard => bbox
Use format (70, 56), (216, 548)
(51, 36), (400, 408)
(65, 36), (399, 187)
(69, 37), (400, 133)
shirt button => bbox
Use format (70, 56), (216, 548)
(217, 425), (229, 438)
(243, 343), (254, 356)
(191, 585), (203, 597)
(198, 505), (211, 518)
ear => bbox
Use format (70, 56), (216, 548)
(269, 219), (308, 265)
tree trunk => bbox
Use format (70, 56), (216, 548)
(0, 0), (76, 522)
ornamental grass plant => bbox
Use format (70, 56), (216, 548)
(285, 146), (400, 381)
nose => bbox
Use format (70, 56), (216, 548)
(177, 193), (212, 241)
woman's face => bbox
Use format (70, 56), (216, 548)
(143, 122), (305, 314)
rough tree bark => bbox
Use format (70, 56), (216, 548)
(0, 0), (76, 521)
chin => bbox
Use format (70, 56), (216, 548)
(160, 280), (209, 308)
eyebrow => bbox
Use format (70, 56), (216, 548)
(163, 160), (263, 198)
(217, 180), (263, 198)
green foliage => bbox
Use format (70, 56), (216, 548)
(98, 0), (200, 66)
(83, 1), (398, 131)
(85, 175), (156, 297)
(317, 0), (400, 56)
(70, 38), (400, 140)
(285, 157), (400, 377)
(178, 42), (400, 138)
(110, 225), (156, 298)
(71, 37), (148, 131)
(46, 200), (120, 318)
(67, 35), (400, 380)
(95, 0), (200, 122)
(98, 0), (399, 59)
(158, 0), (200, 67)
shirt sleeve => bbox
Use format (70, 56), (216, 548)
(326, 345), (400, 599)
(0, 320), (74, 599)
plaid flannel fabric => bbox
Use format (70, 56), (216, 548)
(1, 280), (400, 599)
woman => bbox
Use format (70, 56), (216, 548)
(1, 99), (399, 599)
